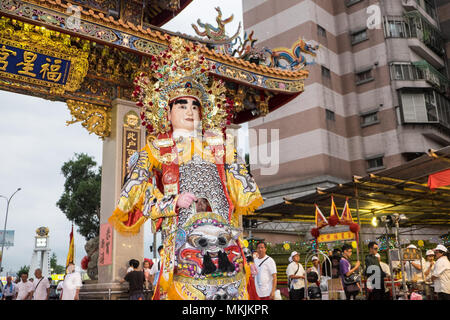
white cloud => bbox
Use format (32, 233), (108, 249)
(0, 92), (102, 275)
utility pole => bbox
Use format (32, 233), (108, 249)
(0, 188), (21, 274)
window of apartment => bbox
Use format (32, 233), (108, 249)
(385, 18), (408, 38)
(436, 92), (450, 128)
(401, 92), (427, 122)
(400, 91), (438, 123)
(423, 0), (437, 20)
(351, 29), (368, 45)
(346, 0), (363, 7)
(367, 156), (384, 171)
(326, 109), (335, 121)
(321, 66), (331, 78)
(391, 63), (413, 80)
(403, 152), (425, 162)
(425, 91), (438, 122)
(390, 62), (432, 82)
(356, 69), (374, 85)
(317, 25), (327, 38)
(361, 111), (379, 127)
(389, 63), (422, 81)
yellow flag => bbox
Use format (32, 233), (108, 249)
(330, 196), (339, 218)
(315, 204), (328, 228)
(66, 224), (74, 269)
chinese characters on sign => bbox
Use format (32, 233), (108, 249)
(402, 248), (421, 261)
(0, 230), (14, 247)
(98, 223), (113, 266)
(0, 45), (17, 71)
(40, 57), (63, 82)
(0, 43), (70, 85)
(317, 231), (355, 243)
(122, 126), (141, 183)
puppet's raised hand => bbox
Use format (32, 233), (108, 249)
(176, 192), (197, 209)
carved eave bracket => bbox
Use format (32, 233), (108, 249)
(66, 100), (112, 139)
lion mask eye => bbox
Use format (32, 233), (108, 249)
(198, 238), (208, 248)
(187, 235), (201, 248)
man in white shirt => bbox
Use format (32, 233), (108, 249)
(286, 251), (306, 300)
(310, 256), (321, 280)
(1, 276), (16, 300)
(423, 250), (435, 283)
(253, 241), (277, 300)
(56, 278), (64, 298)
(431, 244), (450, 300)
(15, 272), (33, 300)
(60, 263), (83, 300)
(403, 244), (425, 282)
(31, 268), (50, 300)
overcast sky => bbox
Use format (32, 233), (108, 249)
(0, 0), (243, 276)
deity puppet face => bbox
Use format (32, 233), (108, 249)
(168, 97), (201, 132)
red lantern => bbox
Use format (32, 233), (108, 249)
(328, 215), (339, 227)
(349, 223), (360, 234)
(311, 228), (320, 238)
(81, 256), (90, 270)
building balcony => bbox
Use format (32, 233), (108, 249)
(391, 79), (431, 92)
(384, 12), (445, 68)
(412, 60), (450, 94)
(408, 39), (445, 69)
(398, 127), (450, 154)
(402, 0), (439, 27)
(402, 0), (419, 11)
(404, 11), (445, 68)
(390, 61), (449, 95)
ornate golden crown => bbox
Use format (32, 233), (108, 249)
(133, 36), (231, 134)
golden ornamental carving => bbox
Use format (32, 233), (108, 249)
(134, 37), (229, 134)
(264, 78), (305, 92)
(0, 17), (89, 94)
(66, 100), (112, 138)
(36, 227), (49, 237)
(255, 92), (273, 116)
(123, 110), (140, 129)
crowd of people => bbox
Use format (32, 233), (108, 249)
(120, 245), (163, 300)
(0, 262), (82, 300)
(280, 241), (450, 301)
(2, 242), (448, 301)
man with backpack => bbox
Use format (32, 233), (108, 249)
(365, 241), (386, 300)
(340, 244), (361, 300)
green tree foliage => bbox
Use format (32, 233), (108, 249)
(56, 153), (101, 240)
(17, 265), (29, 277)
(50, 253), (65, 274)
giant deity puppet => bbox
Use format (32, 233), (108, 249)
(109, 36), (264, 300)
